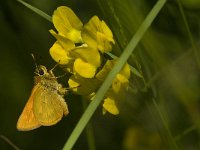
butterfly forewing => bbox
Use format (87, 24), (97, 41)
(17, 85), (41, 131)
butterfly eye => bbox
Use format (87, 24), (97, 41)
(35, 65), (47, 76)
(38, 69), (44, 75)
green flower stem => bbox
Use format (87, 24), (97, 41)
(17, 0), (52, 22)
(63, 0), (167, 149)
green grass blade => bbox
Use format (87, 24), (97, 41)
(62, 0), (167, 149)
(81, 99), (96, 150)
(17, 0), (52, 22)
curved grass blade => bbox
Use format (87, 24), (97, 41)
(17, 0), (52, 22)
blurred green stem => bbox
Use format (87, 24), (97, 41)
(0, 135), (20, 150)
(176, 0), (200, 69)
(152, 98), (180, 150)
(142, 48), (192, 91)
(175, 125), (196, 141)
(139, 49), (180, 150)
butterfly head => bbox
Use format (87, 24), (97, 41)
(34, 65), (49, 76)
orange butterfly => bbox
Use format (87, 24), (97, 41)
(17, 65), (68, 131)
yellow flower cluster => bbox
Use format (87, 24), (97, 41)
(49, 6), (130, 115)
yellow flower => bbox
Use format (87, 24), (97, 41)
(50, 8), (102, 78)
(49, 6), (131, 115)
(50, 44), (100, 78)
(52, 6), (83, 43)
(50, 31), (101, 78)
(82, 16), (115, 53)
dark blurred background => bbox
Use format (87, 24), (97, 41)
(0, 0), (200, 150)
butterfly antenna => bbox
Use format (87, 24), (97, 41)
(31, 53), (40, 74)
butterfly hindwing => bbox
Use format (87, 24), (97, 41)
(33, 85), (68, 126)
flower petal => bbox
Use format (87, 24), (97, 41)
(82, 16), (98, 49)
(49, 41), (71, 65)
(73, 58), (97, 78)
(82, 16), (114, 53)
(103, 97), (119, 115)
(52, 6), (83, 42)
(71, 47), (101, 67)
(49, 29), (75, 51)
(96, 32), (113, 53)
